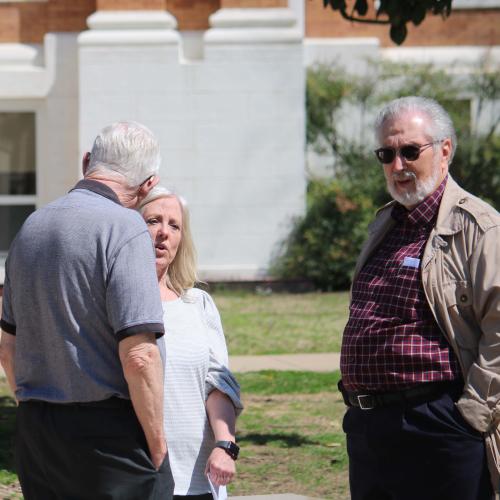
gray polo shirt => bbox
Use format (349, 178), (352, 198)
(1, 180), (164, 403)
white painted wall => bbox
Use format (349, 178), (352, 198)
(77, 8), (305, 281)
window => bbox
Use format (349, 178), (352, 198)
(0, 112), (36, 254)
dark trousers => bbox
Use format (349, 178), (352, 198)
(16, 399), (174, 500)
(343, 388), (493, 500)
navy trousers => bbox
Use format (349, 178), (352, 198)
(343, 389), (493, 500)
(16, 399), (174, 500)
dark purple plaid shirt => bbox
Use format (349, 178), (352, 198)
(340, 177), (461, 392)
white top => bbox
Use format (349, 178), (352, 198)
(158, 288), (242, 496)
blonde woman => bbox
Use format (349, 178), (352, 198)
(138, 186), (243, 499)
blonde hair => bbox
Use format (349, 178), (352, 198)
(138, 186), (198, 297)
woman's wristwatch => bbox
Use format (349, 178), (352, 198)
(215, 440), (240, 460)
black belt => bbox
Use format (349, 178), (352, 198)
(338, 379), (463, 410)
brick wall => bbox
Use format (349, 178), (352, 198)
(221, 0), (286, 6)
(97, 0), (164, 9)
(0, 0), (287, 42)
(167, 0), (219, 30)
(306, 2), (500, 46)
(0, 0), (94, 43)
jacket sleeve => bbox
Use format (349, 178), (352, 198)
(456, 224), (500, 433)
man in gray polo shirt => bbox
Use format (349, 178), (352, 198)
(0, 121), (174, 499)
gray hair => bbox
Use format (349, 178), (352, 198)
(138, 186), (198, 296)
(86, 121), (161, 187)
(374, 96), (457, 164)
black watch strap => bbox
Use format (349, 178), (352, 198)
(215, 440), (239, 460)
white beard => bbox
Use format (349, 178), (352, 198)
(387, 161), (442, 208)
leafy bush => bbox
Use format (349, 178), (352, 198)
(273, 180), (374, 290)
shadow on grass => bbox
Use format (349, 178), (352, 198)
(239, 432), (318, 448)
(0, 395), (17, 474)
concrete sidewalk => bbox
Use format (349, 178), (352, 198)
(229, 353), (340, 373)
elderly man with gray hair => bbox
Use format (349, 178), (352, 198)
(338, 97), (500, 499)
(0, 121), (174, 499)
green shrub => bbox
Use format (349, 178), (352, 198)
(273, 181), (374, 290)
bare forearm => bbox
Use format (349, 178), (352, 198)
(206, 389), (236, 441)
(120, 335), (166, 468)
(205, 390), (237, 485)
(0, 332), (17, 397)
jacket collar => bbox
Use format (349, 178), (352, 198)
(434, 176), (468, 236)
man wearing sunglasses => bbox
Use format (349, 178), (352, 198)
(339, 96), (500, 500)
(0, 122), (174, 499)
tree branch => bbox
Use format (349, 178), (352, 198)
(339, 7), (390, 25)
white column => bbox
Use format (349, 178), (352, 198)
(191, 8), (305, 280)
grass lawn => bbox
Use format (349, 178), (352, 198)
(212, 291), (349, 355)
(0, 372), (349, 500)
(230, 370), (349, 499)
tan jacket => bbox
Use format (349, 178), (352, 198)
(352, 176), (500, 490)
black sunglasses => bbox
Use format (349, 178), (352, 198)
(374, 142), (438, 164)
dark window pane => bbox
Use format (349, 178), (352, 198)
(0, 205), (35, 252)
(0, 113), (36, 195)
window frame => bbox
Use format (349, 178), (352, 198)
(0, 109), (38, 260)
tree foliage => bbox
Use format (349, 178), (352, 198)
(323, 0), (453, 45)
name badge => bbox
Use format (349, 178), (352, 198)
(402, 256), (420, 269)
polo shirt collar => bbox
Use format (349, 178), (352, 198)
(70, 179), (122, 206)
(392, 175), (448, 226)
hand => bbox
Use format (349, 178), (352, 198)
(205, 447), (236, 486)
(150, 444), (168, 470)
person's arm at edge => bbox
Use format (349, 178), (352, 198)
(0, 331), (17, 399)
(119, 332), (166, 469)
(205, 389), (237, 486)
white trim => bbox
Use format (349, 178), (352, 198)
(0, 36), (57, 98)
(0, 196), (36, 206)
(205, 28), (301, 44)
(206, 8), (301, 45)
(305, 37), (380, 47)
(198, 264), (270, 282)
(78, 30), (180, 46)
(453, 0), (500, 9)
(0, 43), (43, 68)
(209, 8), (297, 28)
(288, 0), (305, 37)
(382, 46), (500, 71)
(86, 10), (177, 31)
(79, 10), (180, 46)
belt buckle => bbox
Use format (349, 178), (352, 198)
(357, 394), (375, 410)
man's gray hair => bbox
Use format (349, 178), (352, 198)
(86, 121), (161, 187)
(374, 96), (457, 164)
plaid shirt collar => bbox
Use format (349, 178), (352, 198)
(392, 175), (448, 226)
